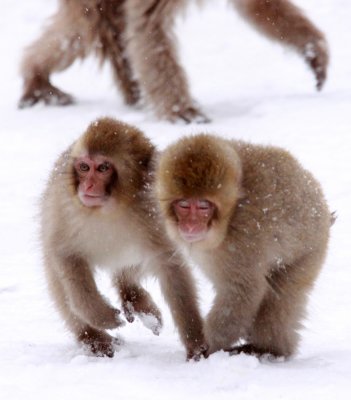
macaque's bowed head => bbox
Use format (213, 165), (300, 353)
(69, 117), (154, 208)
(156, 134), (242, 248)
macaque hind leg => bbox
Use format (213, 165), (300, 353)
(100, 1), (141, 106)
(204, 270), (267, 355)
(246, 253), (324, 358)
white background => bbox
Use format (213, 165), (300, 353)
(0, 0), (350, 398)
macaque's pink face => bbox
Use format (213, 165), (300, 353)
(74, 155), (115, 207)
(173, 198), (215, 243)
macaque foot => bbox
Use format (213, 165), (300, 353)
(169, 105), (211, 124)
(228, 344), (283, 360)
(19, 76), (74, 108)
(228, 343), (263, 357)
(303, 40), (328, 90)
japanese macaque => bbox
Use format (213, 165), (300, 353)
(155, 134), (332, 358)
(19, 0), (328, 123)
(40, 117), (207, 359)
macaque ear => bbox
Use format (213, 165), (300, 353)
(138, 152), (153, 170)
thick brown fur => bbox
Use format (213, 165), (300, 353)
(156, 134), (331, 358)
(41, 117), (207, 359)
(20, 0), (328, 122)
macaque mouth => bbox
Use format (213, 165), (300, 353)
(178, 229), (208, 243)
(79, 192), (108, 207)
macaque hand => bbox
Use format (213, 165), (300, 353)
(186, 342), (209, 362)
(122, 301), (162, 335)
(303, 40), (328, 91)
(86, 306), (126, 331)
(138, 312), (162, 336)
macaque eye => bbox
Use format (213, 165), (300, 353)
(178, 200), (190, 209)
(198, 200), (211, 210)
(97, 162), (110, 173)
(79, 162), (90, 172)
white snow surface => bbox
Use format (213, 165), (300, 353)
(1, 0), (350, 398)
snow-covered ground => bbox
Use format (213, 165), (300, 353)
(1, 0), (350, 398)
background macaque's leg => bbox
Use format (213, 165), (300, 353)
(19, 6), (95, 107)
(98, 0), (141, 105)
(125, 0), (210, 123)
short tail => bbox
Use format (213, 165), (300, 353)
(330, 211), (337, 226)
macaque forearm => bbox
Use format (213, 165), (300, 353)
(158, 260), (208, 359)
(59, 256), (123, 330)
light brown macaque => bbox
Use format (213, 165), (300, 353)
(19, 0), (328, 122)
(156, 134), (332, 358)
(40, 117), (207, 359)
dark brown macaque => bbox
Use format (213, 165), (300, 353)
(156, 134), (332, 358)
(41, 117), (207, 359)
(19, 0), (328, 122)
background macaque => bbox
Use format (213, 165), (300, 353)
(19, 0), (328, 122)
(40, 117), (207, 360)
(156, 134), (332, 358)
